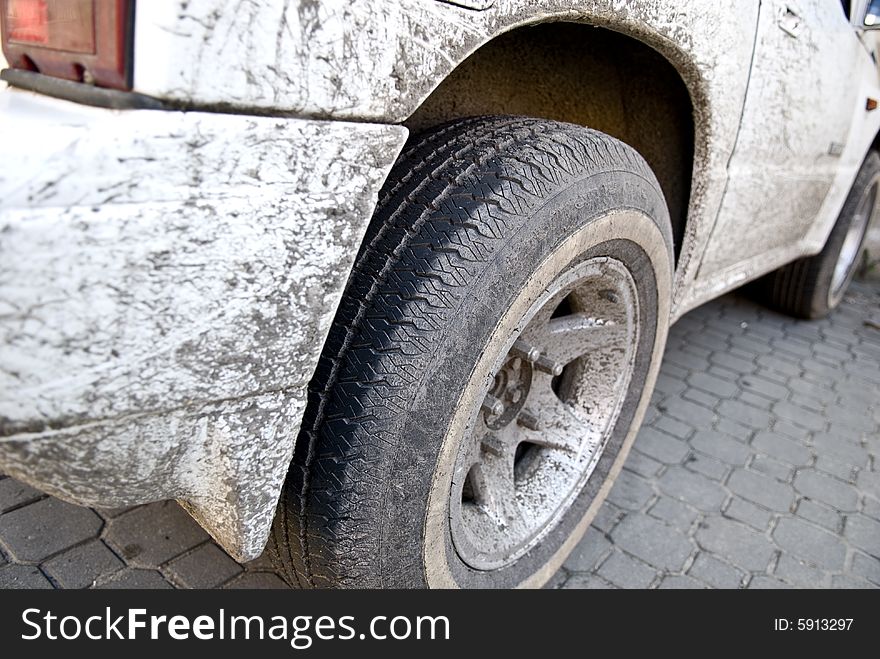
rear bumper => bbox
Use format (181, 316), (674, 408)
(0, 87), (407, 559)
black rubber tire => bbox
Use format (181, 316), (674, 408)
(268, 116), (673, 588)
(751, 151), (880, 319)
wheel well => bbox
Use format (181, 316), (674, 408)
(405, 22), (695, 261)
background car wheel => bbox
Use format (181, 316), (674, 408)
(269, 116), (673, 588)
(751, 151), (880, 319)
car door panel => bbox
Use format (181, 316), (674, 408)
(699, 0), (862, 274)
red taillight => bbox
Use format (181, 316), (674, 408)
(7, 0), (49, 45)
(1, 0), (132, 90)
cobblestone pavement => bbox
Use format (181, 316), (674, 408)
(1, 280), (878, 589)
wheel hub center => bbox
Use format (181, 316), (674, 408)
(486, 357), (533, 430)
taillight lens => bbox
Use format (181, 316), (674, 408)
(1, 0), (133, 90)
(7, 0), (50, 45)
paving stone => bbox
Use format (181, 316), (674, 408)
(773, 401), (827, 432)
(658, 361), (690, 382)
(854, 377), (880, 410)
(758, 354), (801, 378)
(104, 501), (209, 567)
(686, 330), (728, 353)
(689, 372), (737, 398)
(795, 499), (842, 533)
(856, 469), (880, 494)
(718, 400), (772, 430)
(684, 452), (729, 482)
(851, 552), (880, 585)
(843, 514), (880, 557)
(813, 343), (852, 363)
(733, 336), (774, 357)
(649, 496), (699, 529)
(753, 370), (793, 390)
(98, 569), (173, 589)
(710, 351), (756, 375)
(591, 501), (624, 534)
(738, 391), (774, 411)
(658, 466), (727, 511)
(864, 496), (880, 522)
(715, 417), (755, 442)
(739, 375), (789, 401)
(692, 431), (752, 465)
(688, 552), (746, 589)
(609, 514), (694, 571)
(751, 432), (812, 466)
(654, 414), (695, 440)
(748, 575), (792, 589)
(658, 575), (706, 589)
(794, 470), (860, 512)
(773, 518), (846, 570)
(788, 392), (830, 416)
(623, 449), (664, 479)
(814, 455), (857, 482)
(0, 479), (42, 513)
(772, 420), (811, 441)
(788, 376), (838, 405)
(724, 497), (773, 531)
(561, 574), (616, 589)
(564, 527), (612, 572)
(727, 469), (795, 512)
(729, 345), (760, 363)
(664, 398), (717, 429)
(654, 372), (687, 396)
(95, 506), (137, 519)
(224, 572), (290, 589)
(634, 427), (690, 464)
(810, 432), (870, 468)
(597, 551), (657, 589)
(0, 498), (102, 562)
(0, 564), (53, 589)
(825, 409), (878, 435)
(606, 470), (654, 511)
(665, 350), (711, 374)
(42, 540), (124, 589)
(166, 543), (243, 589)
(774, 554), (828, 588)
(830, 575), (874, 589)
(682, 388), (719, 409)
(696, 516), (776, 572)
(749, 455), (795, 483)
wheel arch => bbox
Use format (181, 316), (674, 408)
(401, 20), (704, 263)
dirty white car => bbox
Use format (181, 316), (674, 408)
(0, 0), (878, 588)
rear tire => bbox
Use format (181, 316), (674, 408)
(269, 117), (673, 588)
(752, 151), (879, 319)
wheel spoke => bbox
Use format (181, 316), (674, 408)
(527, 375), (603, 458)
(564, 331), (634, 426)
(519, 285), (577, 338)
(477, 442), (527, 530)
(539, 313), (628, 364)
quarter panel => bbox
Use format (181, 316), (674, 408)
(0, 90), (407, 559)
